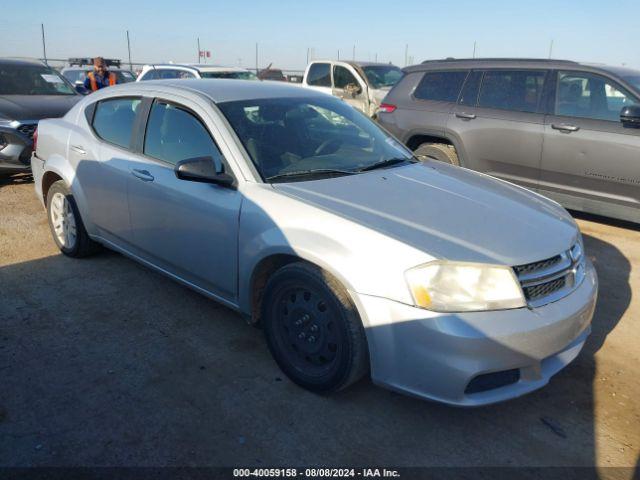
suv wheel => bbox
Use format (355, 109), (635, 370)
(414, 143), (460, 166)
(46, 180), (100, 257)
(262, 262), (369, 393)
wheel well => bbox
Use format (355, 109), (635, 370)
(406, 135), (453, 151)
(41, 171), (63, 204)
(250, 254), (307, 325)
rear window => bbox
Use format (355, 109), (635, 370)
(414, 71), (468, 102)
(478, 70), (546, 113)
(92, 97), (140, 148)
(307, 63), (331, 87)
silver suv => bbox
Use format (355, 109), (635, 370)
(377, 58), (640, 223)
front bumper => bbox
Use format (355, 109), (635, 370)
(352, 259), (598, 406)
(0, 124), (35, 174)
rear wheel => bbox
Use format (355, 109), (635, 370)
(414, 142), (460, 166)
(46, 180), (100, 257)
(262, 262), (369, 393)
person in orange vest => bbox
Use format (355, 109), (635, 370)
(83, 57), (117, 92)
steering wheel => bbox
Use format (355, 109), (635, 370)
(314, 138), (343, 156)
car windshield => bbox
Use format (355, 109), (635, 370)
(362, 65), (403, 89)
(218, 96), (415, 182)
(0, 64), (76, 95)
(622, 74), (640, 93)
(200, 71), (257, 80)
(63, 69), (136, 84)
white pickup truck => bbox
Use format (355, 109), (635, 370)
(302, 60), (403, 117)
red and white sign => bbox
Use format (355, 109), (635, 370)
(199, 50), (211, 58)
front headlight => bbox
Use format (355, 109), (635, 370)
(405, 261), (526, 312)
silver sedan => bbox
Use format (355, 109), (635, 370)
(31, 79), (598, 406)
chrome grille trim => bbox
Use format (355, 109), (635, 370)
(513, 242), (585, 308)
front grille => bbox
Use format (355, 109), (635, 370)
(513, 243), (585, 308)
(514, 255), (561, 276)
(523, 276), (566, 301)
(17, 123), (37, 139)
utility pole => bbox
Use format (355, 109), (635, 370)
(352, 45), (355, 61)
(255, 43), (258, 73)
(473, 41), (477, 59)
(41, 24), (47, 65)
(197, 37), (201, 63)
(337, 49), (340, 60)
(375, 53), (377, 62)
(126, 30), (132, 70)
(404, 44), (408, 66)
(306, 47), (310, 64)
(548, 39), (554, 59)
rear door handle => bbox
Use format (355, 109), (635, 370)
(131, 169), (154, 182)
(455, 112), (476, 120)
(551, 123), (580, 132)
(70, 145), (86, 155)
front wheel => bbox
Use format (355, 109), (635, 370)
(46, 180), (100, 257)
(262, 262), (369, 393)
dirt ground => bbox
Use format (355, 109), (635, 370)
(1, 174), (639, 475)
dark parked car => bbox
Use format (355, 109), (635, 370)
(0, 58), (81, 175)
(377, 58), (640, 223)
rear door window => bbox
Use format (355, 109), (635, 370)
(414, 71), (468, 102)
(478, 70), (546, 113)
(144, 100), (223, 166)
(307, 63), (331, 87)
(459, 71), (483, 106)
(92, 97), (141, 148)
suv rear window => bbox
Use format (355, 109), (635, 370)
(307, 63), (331, 87)
(414, 71), (468, 102)
(478, 70), (546, 113)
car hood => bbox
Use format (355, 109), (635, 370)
(0, 95), (81, 121)
(273, 162), (579, 266)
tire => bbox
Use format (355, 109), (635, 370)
(46, 180), (100, 258)
(414, 142), (460, 166)
(262, 262), (369, 393)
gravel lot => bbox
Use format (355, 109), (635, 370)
(1, 174), (639, 473)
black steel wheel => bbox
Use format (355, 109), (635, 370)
(262, 262), (368, 393)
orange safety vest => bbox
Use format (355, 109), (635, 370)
(87, 71), (116, 91)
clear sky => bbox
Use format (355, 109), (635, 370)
(1, 0), (638, 72)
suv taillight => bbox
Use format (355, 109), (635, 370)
(377, 103), (397, 114)
(32, 127), (38, 154)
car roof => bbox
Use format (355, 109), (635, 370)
(111, 78), (318, 103)
(404, 58), (635, 75)
(142, 63), (250, 73)
(0, 57), (47, 67)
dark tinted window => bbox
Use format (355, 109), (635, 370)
(0, 64), (75, 95)
(333, 65), (359, 89)
(478, 70), (546, 113)
(144, 101), (223, 165)
(157, 69), (195, 79)
(307, 63), (331, 87)
(92, 97), (140, 148)
(459, 71), (482, 106)
(139, 69), (157, 81)
(414, 71), (468, 102)
(556, 71), (638, 121)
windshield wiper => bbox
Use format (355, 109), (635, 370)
(356, 157), (416, 172)
(266, 168), (357, 182)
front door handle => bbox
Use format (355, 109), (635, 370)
(70, 145), (86, 155)
(551, 123), (580, 133)
(455, 112), (476, 120)
(131, 169), (154, 182)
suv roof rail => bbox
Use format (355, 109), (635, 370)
(68, 57), (122, 68)
(420, 57), (579, 64)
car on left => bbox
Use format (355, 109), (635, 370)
(0, 58), (81, 176)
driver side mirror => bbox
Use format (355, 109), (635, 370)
(175, 156), (235, 187)
(620, 105), (640, 128)
(344, 82), (362, 98)
(74, 83), (89, 95)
